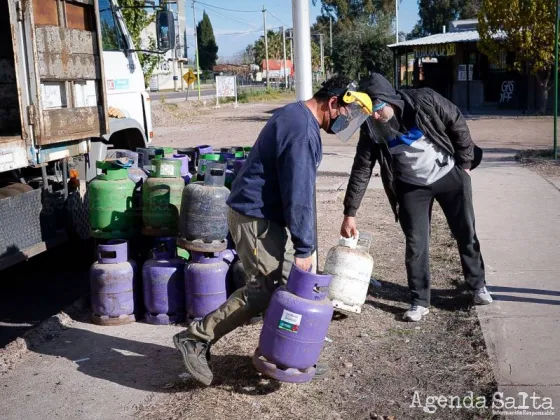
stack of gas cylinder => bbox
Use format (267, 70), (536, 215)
(88, 143), (376, 385)
(88, 144), (251, 326)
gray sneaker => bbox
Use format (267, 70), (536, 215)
(473, 286), (493, 305)
(173, 332), (213, 386)
(403, 305), (430, 322)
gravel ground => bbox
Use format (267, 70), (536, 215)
(135, 191), (499, 420)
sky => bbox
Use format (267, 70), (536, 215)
(181, 0), (420, 62)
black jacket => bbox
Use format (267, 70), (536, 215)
(343, 87), (482, 221)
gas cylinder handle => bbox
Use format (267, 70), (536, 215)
(96, 160), (115, 172)
(339, 231), (359, 248)
(204, 162), (227, 186)
(97, 240), (128, 264)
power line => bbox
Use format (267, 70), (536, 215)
(267, 10), (289, 28)
(194, 1), (260, 13)
(215, 26), (281, 37)
(194, 4), (256, 28)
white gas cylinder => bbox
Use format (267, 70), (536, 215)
(324, 234), (374, 314)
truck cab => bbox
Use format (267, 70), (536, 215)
(90, 0), (154, 181)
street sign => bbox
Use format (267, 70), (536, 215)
(182, 70), (196, 86)
(215, 75), (237, 108)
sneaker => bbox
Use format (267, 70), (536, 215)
(473, 286), (493, 305)
(403, 305), (430, 322)
(173, 332), (213, 386)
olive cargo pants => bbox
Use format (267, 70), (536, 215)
(187, 208), (295, 343)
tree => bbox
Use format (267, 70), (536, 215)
(251, 29), (322, 72)
(197, 11), (218, 70)
(253, 30), (288, 65)
(119, 0), (159, 86)
(312, 0), (395, 23)
(331, 14), (394, 81)
(478, 0), (556, 113)
(413, 0), (481, 37)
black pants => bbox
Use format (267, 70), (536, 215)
(396, 166), (486, 307)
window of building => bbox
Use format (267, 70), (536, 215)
(489, 50), (507, 72)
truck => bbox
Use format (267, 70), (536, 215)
(0, 0), (175, 270)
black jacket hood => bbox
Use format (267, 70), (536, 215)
(360, 73), (405, 114)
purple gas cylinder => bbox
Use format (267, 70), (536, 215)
(185, 252), (228, 320)
(90, 240), (136, 326)
(252, 264), (333, 383)
(172, 154), (192, 184)
(142, 238), (186, 325)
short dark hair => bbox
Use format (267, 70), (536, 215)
(313, 74), (352, 101)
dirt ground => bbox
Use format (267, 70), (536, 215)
(126, 100), (557, 420)
(3, 99), (553, 419)
(134, 191), (498, 420)
(149, 99), (554, 155)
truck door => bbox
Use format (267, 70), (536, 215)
(23, 0), (109, 146)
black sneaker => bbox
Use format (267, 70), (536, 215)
(173, 332), (213, 386)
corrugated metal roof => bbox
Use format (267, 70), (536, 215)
(388, 30), (480, 48)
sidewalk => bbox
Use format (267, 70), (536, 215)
(472, 159), (560, 418)
(317, 147), (560, 418)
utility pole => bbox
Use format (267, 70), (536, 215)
(282, 25), (288, 88)
(319, 34), (324, 81)
(289, 29), (294, 89)
(289, 29), (294, 64)
(192, 0), (201, 101)
(292, 0), (312, 100)
(329, 15), (333, 75)
(166, 1), (178, 91)
(555, 0), (559, 159)
(262, 6), (269, 87)
(395, 0), (399, 44)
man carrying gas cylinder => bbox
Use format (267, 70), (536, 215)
(340, 72), (492, 323)
(173, 75), (373, 386)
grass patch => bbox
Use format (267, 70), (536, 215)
(238, 88), (295, 103)
(515, 148), (560, 179)
(515, 148), (556, 161)
(217, 89), (295, 104)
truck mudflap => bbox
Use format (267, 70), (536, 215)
(22, 0), (109, 146)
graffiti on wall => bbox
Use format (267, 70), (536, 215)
(500, 81), (515, 103)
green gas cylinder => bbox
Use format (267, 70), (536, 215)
(89, 161), (136, 239)
(192, 153), (221, 183)
(142, 158), (185, 236)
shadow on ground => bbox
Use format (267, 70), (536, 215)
(363, 278), (474, 319)
(28, 313), (279, 395)
(29, 322), (185, 393)
(0, 240), (94, 348)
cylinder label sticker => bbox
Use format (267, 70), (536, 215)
(278, 309), (302, 333)
(159, 164), (175, 177)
